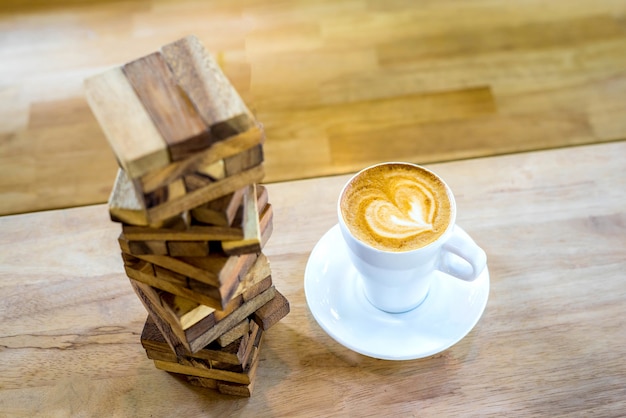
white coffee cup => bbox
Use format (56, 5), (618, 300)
(337, 162), (487, 313)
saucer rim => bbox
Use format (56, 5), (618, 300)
(304, 223), (490, 360)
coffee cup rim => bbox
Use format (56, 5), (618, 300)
(337, 161), (457, 254)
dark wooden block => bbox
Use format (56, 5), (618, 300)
(123, 52), (211, 161)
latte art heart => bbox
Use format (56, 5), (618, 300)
(340, 164), (453, 252)
(364, 178), (436, 240)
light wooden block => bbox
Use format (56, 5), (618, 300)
(197, 159), (226, 180)
(123, 52), (211, 161)
(108, 169), (149, 226)
(222, 185), (262, 255)
(84, 67), (170, 179)
(161, 35), (253, 129)
(216, 319), (250, 348)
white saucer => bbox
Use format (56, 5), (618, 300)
(304, 224), (490, 360)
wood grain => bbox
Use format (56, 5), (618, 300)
(138, 125), (264, 194)
(83, 67), (170, 178)
(3, 0), (626, 215)
(122, 52), (212, 161)
(161, 34), (253, 127)
(0, 141), (625, 415)
(129, 253), (272, 354)
(191, 187), (246, 226)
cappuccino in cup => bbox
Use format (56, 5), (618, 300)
(337, 162), (486, 313)
(340, 163), (453, 252)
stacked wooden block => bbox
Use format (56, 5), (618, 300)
(84, 35), (289, 397)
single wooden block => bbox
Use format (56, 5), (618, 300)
(255, 185), (269, 216)
(209, 113), (257, 143)
(153, 356), (252, 385)
(118, 234), (131, 254)
(224, 144), (264, 177)
(119, 232), (170, 255)
(259, 204), (274, 248)
(183, 173), (214, 192)
(216, 319), (250, 348)
(122, 224), (243, 242)
(84, 67), (170, 178)
(160, 35), (253, 129)
(132, 240), (169, 256)
(123, 52), (211, 161)
(167, 241), (210, 257)
(252, 290), (290, 331)
(191, 187), (245, 227)
(108, 169), (149, 226)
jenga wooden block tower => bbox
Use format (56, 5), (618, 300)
(85, 35), (289, 397)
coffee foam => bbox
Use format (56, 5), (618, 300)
(340, 164), (453, 252)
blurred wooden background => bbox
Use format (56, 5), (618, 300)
(1, 0), (626, 215)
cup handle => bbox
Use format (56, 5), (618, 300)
(439, 226), (487, 281)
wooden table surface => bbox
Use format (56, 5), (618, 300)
(2, 0), (626, 214)
(1, 141), (624, 416)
